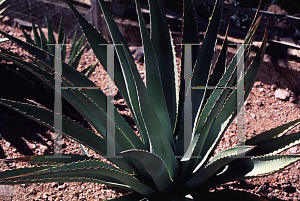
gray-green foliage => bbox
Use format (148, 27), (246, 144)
(21, 12), (97, 74)
(0, 0), (299, 200)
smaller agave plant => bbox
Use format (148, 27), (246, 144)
(19, 12), (96, 73)
(0, 0), (300, 200)
(0, 11), (97, 104)
(0, 11), (97, 90)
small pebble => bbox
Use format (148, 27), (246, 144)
(5, 141), (11, 148)
(256, 100), (263, 106)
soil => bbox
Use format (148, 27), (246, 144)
(0, 22), (300, 201)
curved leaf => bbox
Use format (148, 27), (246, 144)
(0, 177), (133, 191)
(175, 0), (200, 156)
(245, 118), (300, 145)
(31, 21), (41, 48)
(135, 0), (174, 151)
(119, 150), (175, 193)
(0, 29), (145, 151)
(45, 12), (56, 54)
(122, 46), (178, 178)
(244, 155), (300, 177)
(149, 0), (178, 130)
(65, 0), (149, 150)
(3, 154), (92, 164)
(247, 131), (300, 157)
(183, 146), (254, 190)
(190, 0), (223, 123)
(192, 20), (268, 174)
(20, 27), (34, 45)
(0, 99), (132, 173)
(1, 160), (156, 196)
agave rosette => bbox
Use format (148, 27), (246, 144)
(0, 0), (300, 200)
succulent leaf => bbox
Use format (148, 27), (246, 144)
(45, 12), (56, 54)
(31, 21), (41, 49)
(65, 0), (150, 150)
(119, 150), (175, 193)
(81, 61), (98, 77)
(190, 0), (223, 123)
(0, 98), (132, 173)
(245, 118), (300, 145)
(57, 15), (65, 44)
(148, 0), (179, 130)
(135, 0), (174, 151)
(244, 155), (300, 177)
(246, 131), (300, 157)
(20, 27), (35, 45)
(182, 146), (254, 189)
(2, 154), (92, 164)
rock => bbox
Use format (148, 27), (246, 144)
(129, 46), (144, 63)
(129, 47), (136, 54)
(2, 16), (10, 25)
(275, 89), (290, 101)
(57, 184), (66, 191)
(271, 84), (277, 91)
(56, 192), (63, 198)
(78, 194), (86, 200)
(51, 182), (59, 188)
(28, 188), (36, 195)
(13, 18), (34, 30)
(38, 144), (49, 155)
(289, 96), (297, 103)
(256, 100), (263, 106)
(47, 141), (53, 146)
(253, 81), (262, 87)
(250, 113), (256, 118)
(256, 184), (269, 195)
(88, 48), (94, 56)
(282, 183), (296, 193)
(27, 143), (36, 150)
(41, 193), (48, 199)
(5, 141), (11, 148)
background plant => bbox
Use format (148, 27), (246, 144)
(0, 0), (299, 200)
(0, 11), (97, 106)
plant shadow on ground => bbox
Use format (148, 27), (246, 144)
(0, 61), (95, 159)
(0, 60), (138, 158)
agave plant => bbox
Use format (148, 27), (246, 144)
(2, 12), (96, 80)
(0, 0), (300, 200)
(0, 11), (97, 105)
(20, 12), (92, 71)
